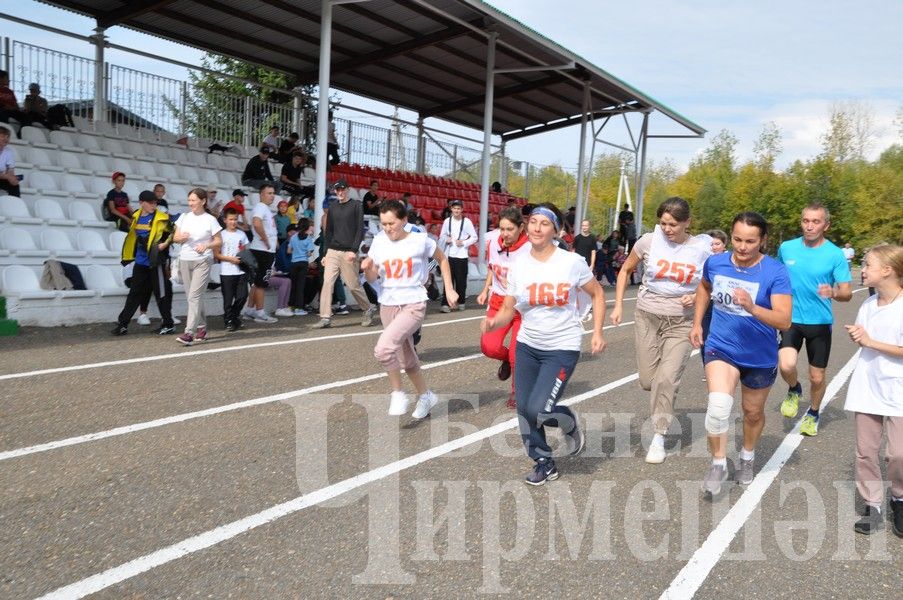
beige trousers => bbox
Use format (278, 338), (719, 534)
(179, 257), (211, 334)
(855, 412), (903, 506)
(318, 249), (371, 318)
(634, 308), (693, 435)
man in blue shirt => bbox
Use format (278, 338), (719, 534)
(777, 203), (852, 436)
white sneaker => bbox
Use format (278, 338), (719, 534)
(241, 308), (257, 320)
(172, 316), (182, 325)
(137, 313), (151, 326)
(293, 308), (308, 316)
(388, 391), (410, 416)
(411, 390), (438, 419)
(274, 307), (294, 317)
(440, 306), (451, 313)
(253, 310), (278, 323)
(645, 443), (666, 464)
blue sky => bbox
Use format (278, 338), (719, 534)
(5, 0), (902, 171)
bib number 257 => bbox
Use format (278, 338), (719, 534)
(654, 259), (697, 285)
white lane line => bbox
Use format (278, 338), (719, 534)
(660, 351), (859, 600)
(1, 322), (635, 462)
(34, 369), (644, 600)
(0, 298), (638, 382)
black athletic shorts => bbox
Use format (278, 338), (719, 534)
(250, 250), (274, 287)
(779, 323), (832, 369)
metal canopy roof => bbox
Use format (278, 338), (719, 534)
(37, 0), (705, 140)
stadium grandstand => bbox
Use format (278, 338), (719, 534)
(0, 1), (704, 327)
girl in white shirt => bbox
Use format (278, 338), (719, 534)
(482, 203), (607, 486)
(843, 244), (903, 536)
(173, 188), (222, 346)
(477, 206), (531, 409)
(362, 200), (458, 418)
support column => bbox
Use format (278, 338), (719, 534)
(415, 116), (425, 174)
(91, 26), (107, 123)
(313, 0), (333, 236)
(574, 83), (590, 224)
(524, 162), (530, 199)
(345, 119), (353, 164)
(3, 38), (10, 74)
(635, 112), (651, 237)
(478, 32), (498, 271)
(498, 139), (507, 190)
(242, 96), (253, 149)
(179, 81), (188, 137)
(292, 91), (302, 136)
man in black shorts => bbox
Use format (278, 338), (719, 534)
(777, 203), (852, 436)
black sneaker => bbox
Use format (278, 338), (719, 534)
(497, 360), (511, 381)
(854, 505), (884, 535)
(156, 326), (175, 335)
(524, 458), (559, 486)
(891, 499), (903, 538)
(225, 321), (237, 332)
(334, 304), (350, 315)
(111, 325), (128, 336)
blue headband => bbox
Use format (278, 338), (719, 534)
(530, 207), (561, 230)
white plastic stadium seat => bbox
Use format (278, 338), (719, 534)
(58, 151), (92, 175)
(42, 229), (86, 257)
(0, 228), (51, 257)
(0, 196), (43, 225)
(84, 264), (128, 296)
(61, 174), (98, 199)
(49, 130), (81, 152)
(102, 137), (133, 157)
(136, 161), (159, 180)
(24, 147), (64, 172)
(1, 265), (57, 299)
(77, 230), (118, 258)
(68, 200), (108, 228)
(83, 153), (111, 175)
(20, 125), (50, 146)
(76, 133), (111, 156)
(25, 171), (67, 197)
(34, 198), (75, 227)
(109, 230), (127, 253)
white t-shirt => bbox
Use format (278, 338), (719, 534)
(843, 295), (903, 417)
(507, 248), (594, 352)
(842, 247), (855, 261)
(175, 211), (222, 261)
(249, 201), (278, 253)
(367, 231), (437, 306)
(485, 229), (531, 296)
(438, 216), (477, 259)
(0, 146), (15, 171)
(220, 229), (249, 276)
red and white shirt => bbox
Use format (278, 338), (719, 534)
(367, 231), (437, 306)
(507, 248), (594, 352)
(485, 229), (531, 297)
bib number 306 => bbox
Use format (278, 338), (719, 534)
(527, 282), (570, 306)
(654, 259), (697, 285)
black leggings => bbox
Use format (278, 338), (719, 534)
(289, 261), (309, 308)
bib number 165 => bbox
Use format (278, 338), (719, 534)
(526, 282), (570, 306)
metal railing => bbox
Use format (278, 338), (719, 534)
(2, 33), (514, 183)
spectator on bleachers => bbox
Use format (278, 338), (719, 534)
(280, 151), (306, 197)
(564, 206), (576, 234)
(173, 188), (223, 345)
(241, 146), (280, 192)
(111, 190), (176, 336)
(301, 197), (315, 220)
(276, 132), (300, 164)
(152, 183), (170, 212)
(262, 126), (281, 153)
(214, 207), (250, 332)
(221, 189), (251, 236)
(0, 70), (26, 134)
(438, 199), (477, 312)
(288, 217), (315, 315)
(106, 171), (133, 233)
(244, 183), (279, 324)
(362, 179), (383, 216)
(491, 181), (502, 193)
(0, 123), (21, 197)
(401, 192), (415, 213)
(612, 245), (628, 277)
(271, 224), (297, 318)
(276, 200), (291, 245)
(311, 178), (376, 329)
(23, 83), (48, 118)
(206, 187), (224, 218)
(327, 111), (340, 166)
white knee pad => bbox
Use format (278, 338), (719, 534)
(705, 392), (734, 435)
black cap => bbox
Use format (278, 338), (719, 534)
(333, 178), (349, 190)
(232, 189), (247, 197)
(448, 199), (463, 207)
(138, 190), (158, 203)
(259, 146), (272, 153)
